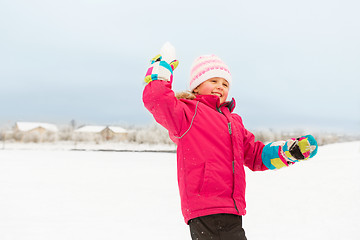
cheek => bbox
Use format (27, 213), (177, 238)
(222, 89), (229, 100)
(198, 85), (213, 94)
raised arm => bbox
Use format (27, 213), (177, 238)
(142, 53), (187, 138)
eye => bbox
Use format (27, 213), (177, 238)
(223, 83), (229, 88)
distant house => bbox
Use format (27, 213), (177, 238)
(75, 125), (128, 141)
(13, 122), (59, 142)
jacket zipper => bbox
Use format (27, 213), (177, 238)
(232, 160), (239, 213)
(228, 120), (238, 212)
(218, 104), (239, 213)
(233, 199), (239, 213)
(216, 102), (228, 114)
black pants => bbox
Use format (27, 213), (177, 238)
(189, 214), (247, 240)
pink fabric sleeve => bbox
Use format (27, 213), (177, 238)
(142, 80), (187, 139)
(242, 128), (268, 171)
(233, 115), (268, 171)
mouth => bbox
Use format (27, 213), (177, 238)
(212, 92), (222, 97)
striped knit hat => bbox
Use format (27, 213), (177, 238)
(189, 55), (232, 91)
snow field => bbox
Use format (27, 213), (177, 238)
(244, 141), (360, 239)
(0, 142), (359, 240)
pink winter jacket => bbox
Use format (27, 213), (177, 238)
(143, 80), (269, 224)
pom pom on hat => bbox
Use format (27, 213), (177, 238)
(189, 55), (232, 91)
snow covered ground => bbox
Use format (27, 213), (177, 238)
(0, 141), (359, 240)
(1, 141), (176, 152)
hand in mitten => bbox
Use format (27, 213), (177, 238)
(144, 42), (179, 84)
(262, 135), (318, 170)
(282, 135), (318, 162)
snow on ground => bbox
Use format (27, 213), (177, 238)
(0, 141), (359, 240)
(1, 141), (177, 152)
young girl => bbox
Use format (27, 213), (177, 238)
(143, 53), (318, 240)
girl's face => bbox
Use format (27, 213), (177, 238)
(193, 77), (229, 104)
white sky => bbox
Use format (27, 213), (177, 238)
(0, 0), (359, 133)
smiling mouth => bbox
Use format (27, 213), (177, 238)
(212, 92), (222, 97)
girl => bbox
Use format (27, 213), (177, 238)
(143, 53), (318, 240)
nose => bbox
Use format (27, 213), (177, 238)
(216, 83), (224, 90)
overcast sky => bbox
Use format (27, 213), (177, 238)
(0, 0), (359, 133)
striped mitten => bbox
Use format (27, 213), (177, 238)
(261, 135), (318, 170)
